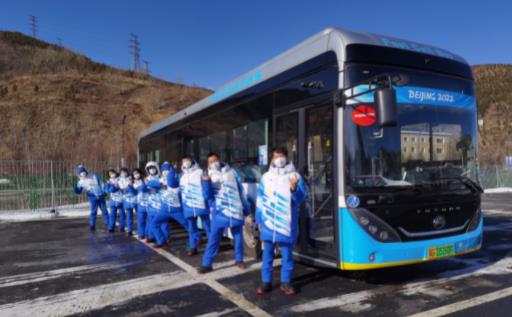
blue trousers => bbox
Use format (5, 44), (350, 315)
(136, 205), (147, 238)
(152, 212), (188, 246)
(88, 197), (109, 228)
(123, 203), (135, 233)
(261, 241), (294, 283)
(108, 203), (125, 231)
(146, 211), (156, 240)
(202, 217), (244, 268)
(186, 215), (211, 251)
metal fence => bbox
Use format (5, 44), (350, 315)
(1, 160), (511, 212)
(0, 160), (136, 212)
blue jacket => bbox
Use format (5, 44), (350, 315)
(256, 162), (307, 244)
(74, 173), (105, 201)
(160, 166), (182, 214)
(146, 176), (162, 213)
(179, 162), (212, 218)
(105, 177), (124, 207)
(119, 175), (137, 208)
(133, 179), (148, 208)
(207, 163), (250, 227)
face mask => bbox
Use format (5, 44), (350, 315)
(79, 172), (87, 178)
(133, 173), (141, 180)
(109, 173), (117, 179)
(209, 161), (221, 171)
(120, 172), (128, 177)
(162, 170), (169, 177)
(273, 157), (287, 168)
(148, 168), (157, 176)
(182, 160), (192, 170)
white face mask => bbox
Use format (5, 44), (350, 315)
(109, 173), (117, 179)
(162, 170), (169, 177)
(148, 168), (157, 176)
(120, 172), (128, 177)
(79, 172), (87, 178)
(273, 157), (287, 168)
(182, 160), (192, 170)
(209, 161), (221, 172)
(133, 173), (141, 180)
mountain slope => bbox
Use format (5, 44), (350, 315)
(0, 31), (211, 162)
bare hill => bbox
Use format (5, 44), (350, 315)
(0, 31), (211, 162)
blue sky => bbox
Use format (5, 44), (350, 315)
(0, 0), (510, 90)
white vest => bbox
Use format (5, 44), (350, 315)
(210, 165), (243, 220)
(180, 165), (206, 209)
(257, 163), (299, 237)
(160, 177), (181, 208)
(78, 174), (102, 197)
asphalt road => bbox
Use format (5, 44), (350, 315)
(0, 194), (511, 317)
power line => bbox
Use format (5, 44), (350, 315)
(29, 15), (38, 38)
(143, 60), (150, 74)
(129, 33), (141, 71)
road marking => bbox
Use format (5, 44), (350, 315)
(135, 237), (273, 317)
(195, 307), (241, 317)
(407, 285), (512, 317)
(286, 249), (512, 314)
(0, 271), (195, 317)
(0, 263), (129, 288)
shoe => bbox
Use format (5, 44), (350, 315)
(108, 229), (114, 233)
(197, 266), (213, 274)
(127, 231), (133, 236)
(138, 236), (145, 240)
(280, 283), (296, 296)
(187, 249), (198, 256)
(256, 283), (272, 295)
(147, 239), (155, 243)
(120, 229), (126, 233)
(235, 261), (247, 270)
(89, 226), (96, 231)
(154, 243), (167, 249)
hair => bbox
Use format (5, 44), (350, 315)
(107, 169), (118, 176)
(181, 155), (193, 161)
(207, 152), (220, 159)
(132, 168), (145, 177)
(271, 146), (288, 157)
(120, 167), (129, 173)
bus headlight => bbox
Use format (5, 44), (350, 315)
(466, 209), (482, 232)
(348, 208), (401, 242)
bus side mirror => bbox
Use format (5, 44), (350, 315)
(374, 87), (398, 127)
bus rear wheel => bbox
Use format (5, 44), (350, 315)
(243, 214), (262, 259)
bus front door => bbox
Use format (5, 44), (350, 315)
(274, 103), (337, 265)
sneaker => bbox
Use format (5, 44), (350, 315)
(187, 249), (198, 256)
(280, 283), (296, 296)
(127, 231), (133, 236)
(147, 239), (155, 243)
(108, 229), (114, 233)
(197, 266), (213, 274)
(235, 261), (247, 270)
(89, 226), (96, 231)
(256, 283), (272, 295)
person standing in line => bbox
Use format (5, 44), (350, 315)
(198, 153), (250, 274)
(119, 167), (136, 235)
(144, 161), (162, 243)
(179, 155), (212, 256)
(105, 169), (125, 233)
(255, 147), (307, 296)
(132, 168), (148, 239)
(73, 165), (109, 231)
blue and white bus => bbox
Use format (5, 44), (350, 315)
(138, 28), (483, 269)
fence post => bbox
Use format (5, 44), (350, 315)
(50, 160), (56, 213)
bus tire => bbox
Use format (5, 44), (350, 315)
(243, 212), (262, 259)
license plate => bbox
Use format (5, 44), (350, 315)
(428, 244), (455, 258)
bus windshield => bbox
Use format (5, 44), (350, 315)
(344, 64), (478, 192)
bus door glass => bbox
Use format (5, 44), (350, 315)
(305, 104), (335, 250)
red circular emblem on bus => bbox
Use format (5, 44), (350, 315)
(352, 105), (376, 126)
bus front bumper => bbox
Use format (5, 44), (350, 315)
(339, 208), (483, 270)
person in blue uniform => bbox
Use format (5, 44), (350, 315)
(119, 167), (136, 235)
(105, 169), (125, 233)
(144, 161), (162, 242)
(198, 153), (250, 274)
(73, 165), (109, 231)
(150, 161), (189, 248)
(255, 147), (307, 296)
(132, 168), (148, 239)
(179, 155), (212, 256)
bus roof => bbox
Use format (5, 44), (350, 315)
(139, 27), (467, 140)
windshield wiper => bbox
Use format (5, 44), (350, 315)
(438, 176), (484, 193)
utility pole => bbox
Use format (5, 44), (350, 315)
(57, 37), (62, 47)
(129, 33), (141, 71)
(143, 60), (150, 74)
(29, 15), (38, 38)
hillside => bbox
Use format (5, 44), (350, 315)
(0, 31), (211, 162)
(473, 64), (512, 165)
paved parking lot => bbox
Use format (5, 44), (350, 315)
(0, 194), (511, 316)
